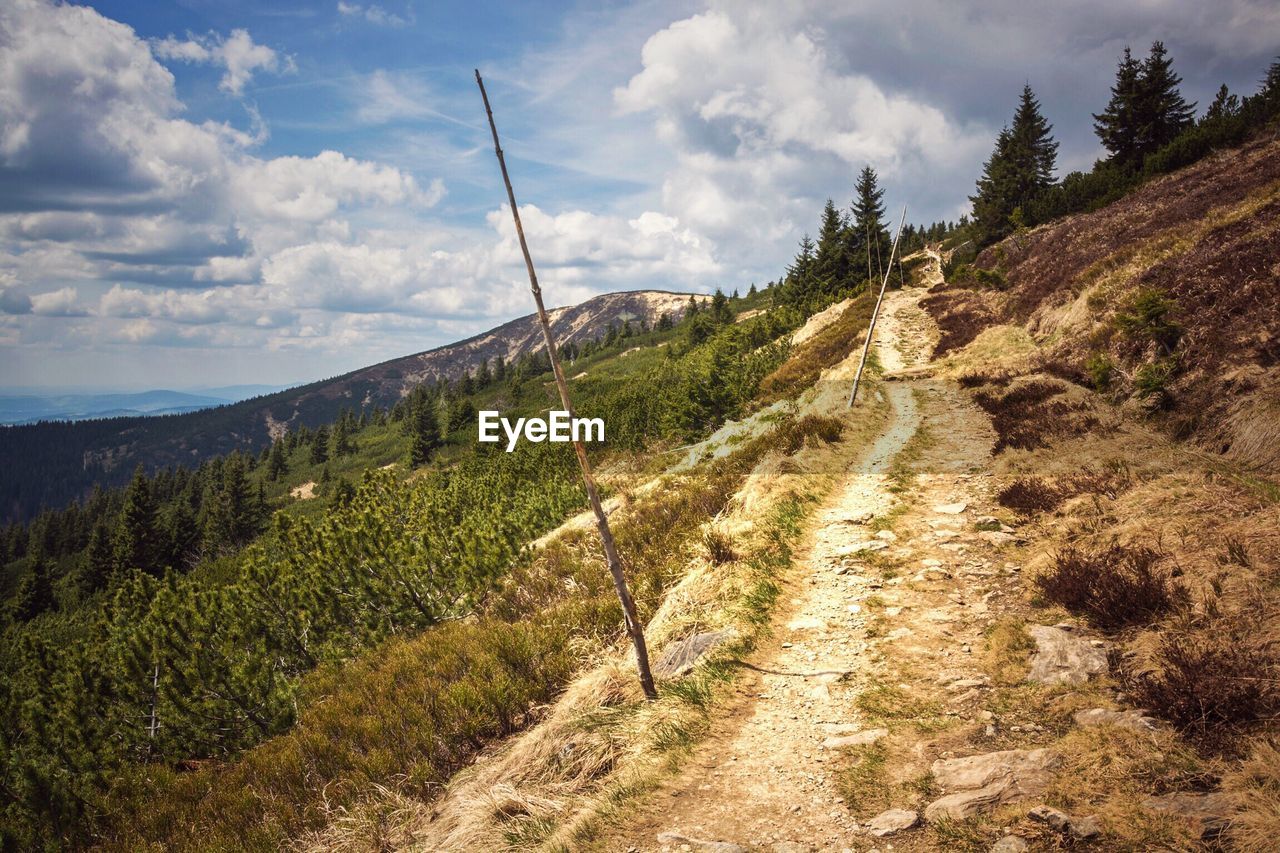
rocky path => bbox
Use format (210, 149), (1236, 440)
(606, 285), (1051, 851)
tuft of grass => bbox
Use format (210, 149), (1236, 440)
(856, 683), (942, 723)
(836, 743), (891, 815)
(1225, 737), (1280, 850)
(778, 414), (845, 454)
(702, 529), (739, 565)
(982, 619), (1036, 686)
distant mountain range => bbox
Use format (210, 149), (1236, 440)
(0, 290), (694, 521)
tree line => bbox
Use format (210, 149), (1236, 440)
(969, 44), (1280, 246)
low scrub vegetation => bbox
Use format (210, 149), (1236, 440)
(920, 290), (996, 357)
(1036, 544), (1188, 631)
(972, 380), (1099, 453)
(756, 296), (874, 404)
(1124, 606), (1280, 745)
(778, 414), (845, 455)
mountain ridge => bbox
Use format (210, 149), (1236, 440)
(0, 288), (697, 521)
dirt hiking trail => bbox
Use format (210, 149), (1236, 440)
(607, 281), (1031, 851)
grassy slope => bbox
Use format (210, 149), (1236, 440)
(91, 286), (818, 850)
(919, 136), (1280, 848)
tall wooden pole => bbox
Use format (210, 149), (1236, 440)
(475, 71), (657, 700)
(848, 206), (907, 408)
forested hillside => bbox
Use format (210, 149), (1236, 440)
(0, 290), (694, 523)
(1, 202), (887, 846)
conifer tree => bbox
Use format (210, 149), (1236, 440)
(1137, 41), (1196, 152)
(408, 396), (441, 467)
(814, 198), (848, 293)
(79, 519), (115, 595)
(971, 85), (1058, 244)
(710, 289), (733, 325)
(310, 426), (330, 465)
(115, 465), (162, 576)
(267, 439), (288, 481)
(1094, 46), (1144, 164)
(849, 166), (889, 285)
(13, 556), (55, 621)
(1204, 84), (1240, 122)
(332, 411), (353, 457)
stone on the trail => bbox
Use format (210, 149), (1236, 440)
(1141, 791), (1234, 839)
(1028, 805), (1102, 840)
(989, 836), (1029, 853)
(922, 558), (943, 567)
(978, 530), (1016, 545)
(1026, 625), (1107, 686)
(1073, 707), (1158, 732)
(822, 727), (888, 750)
(924, 748), (1061, 821)
(656, 831), (749, 853)
(867, 808), (919, 837)
(845, 511), (875, 525)
(934, 501), (968, 514)
(654, 630), (737, 678)
(875, 529), (898, 542)
(837, 540), (890, 555)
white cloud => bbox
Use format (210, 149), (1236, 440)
(337, 2), (410, 28)
(153, 28), (295, 95)
(29, 287), (85, 316)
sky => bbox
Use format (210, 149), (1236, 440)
(1, 0), (1276, 391)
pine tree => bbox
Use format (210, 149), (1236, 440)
(13, 556), (55, 621)
(1204, 84), (1240, 122)
(1010, 84), (1058, 189)
(849, 166), (889, 286)
(1137, 41), (1195, 153)
(200, 453), (259, 553)
(79, 519), (116, 595)
(970, 86), (1057, 244)
(310, 426), (330, 465)
(332, 412), (353, 457)
(1094, 47), (1143, 164)
(814, 198), (848, 293)
(115, 465), (162, 576)
(267, 439), (288, 481)
(710, 289), (733, 325)
(408, 396), (441, 467)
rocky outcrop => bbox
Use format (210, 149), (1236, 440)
(1141, 791), (1235, 839)
(1026, 624), (1107, 685)
(866, 808), (919, 837)
(924, 748), (1061, 821)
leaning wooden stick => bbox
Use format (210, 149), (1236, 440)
(848, 206), (907, 408)
(475, 70), (658, 700)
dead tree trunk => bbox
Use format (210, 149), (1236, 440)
(475, 70), (658, 700)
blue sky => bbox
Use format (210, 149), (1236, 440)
(1, 0), (1276, 390)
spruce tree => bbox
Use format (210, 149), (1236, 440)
(1094, 46), (1143, 164)
(1204, 84), (1240, 122)
(13, 556), (55, 621)
(814, 198), (848, 293)
(1137, 41), (1195, 153)
(970, 85), (1057, 244)
(267, 440), (288, 481)
(80, 519), (115, 595)
(114, 465), (162, 576)
(310, 426), (330, 465)
(408, 397), (441, 467)
(850, 166), (888, 281)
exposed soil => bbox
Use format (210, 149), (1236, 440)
(603, 286), (1028, 851)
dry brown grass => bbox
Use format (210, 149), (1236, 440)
(1225, 737), (1280, 851)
